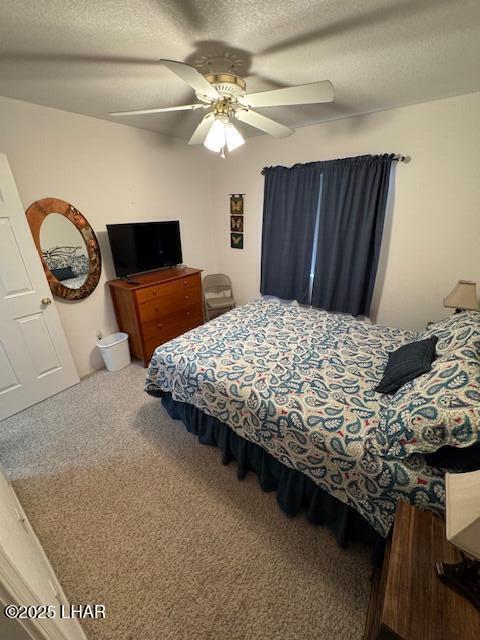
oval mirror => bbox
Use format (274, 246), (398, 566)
(26, 198), (101, 301)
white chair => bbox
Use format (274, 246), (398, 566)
(203, 274), (235, 321)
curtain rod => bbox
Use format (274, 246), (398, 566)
(261, 154), (409, 175)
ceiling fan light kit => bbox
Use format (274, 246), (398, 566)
(204, 115), (245, 157)
(202, 93), (246, 158)
(108, 59), (334, 157)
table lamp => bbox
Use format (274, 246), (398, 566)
(444, 280), (479, 313)
(436, 470), (480, 610)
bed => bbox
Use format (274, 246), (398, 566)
(42, 247), (89, 289)
(145, 299), (480, 540)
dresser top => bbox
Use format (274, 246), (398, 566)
(381, 500), (480, 639)
(107, 266), (202, 290)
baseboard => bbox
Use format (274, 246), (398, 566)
(80, 366), (105, 380)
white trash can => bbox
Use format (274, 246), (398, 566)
(97, 332), (131, 372)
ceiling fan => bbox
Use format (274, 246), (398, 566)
(109, 59), (334, 157)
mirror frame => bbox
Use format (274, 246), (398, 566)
(25, 197), (101, 301)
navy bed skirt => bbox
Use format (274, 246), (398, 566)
(158, 391), (385, 563)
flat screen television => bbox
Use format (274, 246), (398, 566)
(106, 221), (182, 277)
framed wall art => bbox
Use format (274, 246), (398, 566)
(229, 194), (244, 250)
(230, 194), (244, 215)
(230, 233), (244, 249)
(230, 215), (244, 232)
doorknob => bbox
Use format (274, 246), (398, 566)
(41, 297), (52, 305)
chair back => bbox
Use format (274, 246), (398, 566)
(203, 274), (232, 297)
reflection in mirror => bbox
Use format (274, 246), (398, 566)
(40, 213), (89, 289)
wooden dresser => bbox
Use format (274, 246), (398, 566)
(364, 500), (480, 640)
(107, 266), (203, 366)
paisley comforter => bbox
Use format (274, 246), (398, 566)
(145, 299), (445, 537)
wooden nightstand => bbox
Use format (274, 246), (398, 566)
(364, 500), (480, 640)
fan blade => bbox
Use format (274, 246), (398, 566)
(109, 104), (206, 116)
(189, 113), (215, 145)
(235, 109), (293, 138)
(159, 59), (220, 100)
(239, 81), (334, 108)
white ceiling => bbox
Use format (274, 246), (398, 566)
(0, 0), (479, 141)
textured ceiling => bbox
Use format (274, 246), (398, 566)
(0, 0), (479, 141)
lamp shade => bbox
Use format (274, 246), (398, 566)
(444, 280), (479, 310)
(204, 118), (226, 153)
(225, 122), (245, 152)
(446, 470), (480, 560)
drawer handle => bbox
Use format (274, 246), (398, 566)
(157, 323), (163, 329)
(183, 280), (188, 286)
(152, 290), (157, 295)
(155, 307), (159, 312)
(186, 311), (191, 317)
(185, 295), (189, 300)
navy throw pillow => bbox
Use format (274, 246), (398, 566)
(51, 266), (76, 281)
(375, 336), (438, 395)
(425, 442), (480, 472)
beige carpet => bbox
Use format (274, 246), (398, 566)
(0, 363), (371, 640)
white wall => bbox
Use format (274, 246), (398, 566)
(209, 91), (480, 330)
(0, 96), (217, 376)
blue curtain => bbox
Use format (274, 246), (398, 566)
(260, 163), (321, 304)
(260, 154), (393, 316)
(310, 154), (393, 315)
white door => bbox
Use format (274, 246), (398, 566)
(0, 464), (87, 640)
(0, 154), (79, 421)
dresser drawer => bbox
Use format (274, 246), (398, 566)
(142, 303), (203, 341)
(138, 287), (202, 323)
(144, 308), (203, 358)
(136, 273), (200, 304)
